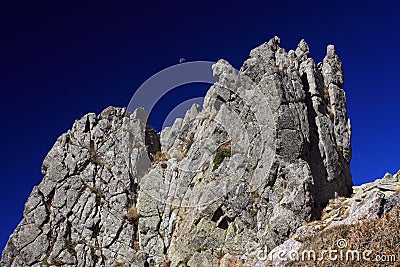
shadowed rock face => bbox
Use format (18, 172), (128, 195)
(1, 37), (353, 266)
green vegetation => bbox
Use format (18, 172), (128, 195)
(213, 147), (232, 171)
(250, 209), (258, 217)
(66, 240), (76, 254)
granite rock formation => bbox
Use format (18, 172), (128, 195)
(1, 36), (355, 267)
(266, 170), (400, 267)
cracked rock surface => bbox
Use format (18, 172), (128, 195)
(265, 170), (400, 267)
(1, 107), (151, 266)
(2, 37), (354, 266)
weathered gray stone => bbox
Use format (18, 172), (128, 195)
(115, 37), (352, 266)
(1, 107), (151, 267)
(261, 171), (400, 266)
(2, 37), (356, 267)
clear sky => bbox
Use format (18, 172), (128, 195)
(0, 0), (399, 252)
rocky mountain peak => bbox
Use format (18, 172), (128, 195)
(1, 37), (360, 267)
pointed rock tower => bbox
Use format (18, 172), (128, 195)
(1, 37), (352, 267)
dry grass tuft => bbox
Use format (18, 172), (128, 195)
(227, 257), (251, 267)
(124, 204), (140, 221)
(161, 260), (171, 267)
(251, 189), (259, 203)
(328, 108), (335, 122)
(153, 151), (168, 163)
(293, 206), (400, 266)
(323, 86), (330, 102)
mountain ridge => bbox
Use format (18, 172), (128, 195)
(2, 37), (397, 267)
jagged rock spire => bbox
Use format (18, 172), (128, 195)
(1, 37), (353, 267)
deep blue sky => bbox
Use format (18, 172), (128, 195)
(1, 0), (399, 252)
